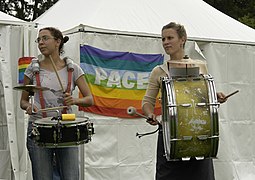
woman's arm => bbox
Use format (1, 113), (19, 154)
(64, 75), (94, 107)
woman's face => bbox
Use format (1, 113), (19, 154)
(161, 28), (185, 56)
(37, 29), (59, 56)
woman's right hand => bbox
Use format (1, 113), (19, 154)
(146, 113), (159, 126)
(25, 104), (38, 115)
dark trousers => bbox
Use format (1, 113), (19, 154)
(156, 128), (215, 180)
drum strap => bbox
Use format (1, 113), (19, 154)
(136, 126), (160, 138)
(35, 72), (47, 118)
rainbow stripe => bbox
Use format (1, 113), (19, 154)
(18, 57), (33, 84)
(79, 45), (163, 118)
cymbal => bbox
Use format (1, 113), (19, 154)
(13, 85), (50, 92)
(168, 59), (206, 65)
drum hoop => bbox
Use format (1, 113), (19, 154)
(33, 117), (90, 126)
(203, 74), (219, 157)
(161, 78), (177, 161)
(35, 139), (89, 148)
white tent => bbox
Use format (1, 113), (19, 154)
(0, 11), (26, 25)
(35, 0), (255, 45)
(3, 0), (251, 180)
(0, 11), (37, 180)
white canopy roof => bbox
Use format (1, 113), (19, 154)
(34, 0), (255, 44)
(0, 11), (26, 25)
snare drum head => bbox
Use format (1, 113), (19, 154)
(34, 117), (89, 125)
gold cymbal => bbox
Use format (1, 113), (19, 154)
(168, 59), (206, 65)
(13, 85), (50, 92)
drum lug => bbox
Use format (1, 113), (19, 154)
(77, 128), (80, 142)
(196, 103), (206, 107)
(30, 128), (40, 140)
(195, 157), (204, 160)
(180, 104), (191, 107)
(53, 130), (57, 143)
(181, 157), (191, 161)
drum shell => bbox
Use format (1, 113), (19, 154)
(161, 75), (219, 161)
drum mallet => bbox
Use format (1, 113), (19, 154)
(127, 106), (148, 119)
(224, 90), (239, 100)
(127, 106), (159, 138)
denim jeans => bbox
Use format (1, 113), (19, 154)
(27, 122), (79, 180)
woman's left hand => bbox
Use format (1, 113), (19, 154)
(217, 92), (227, 104)
(64, 92), (76, 106)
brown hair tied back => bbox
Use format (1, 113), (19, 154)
(63, 36), (69, 43)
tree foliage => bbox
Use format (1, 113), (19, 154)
(0, 0), (58, 21)
(203, 0), (255, 29)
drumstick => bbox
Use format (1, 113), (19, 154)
(224, 90), (239, 99)
(49, 55), (65, 93)
(39, 106), (68, 112)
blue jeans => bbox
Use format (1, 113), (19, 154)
(27, 122), (79, 180)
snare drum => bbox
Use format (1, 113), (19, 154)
(161, 74), (219, 161)
(30, 117), (93, 148)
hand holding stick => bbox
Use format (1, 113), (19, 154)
(127, 106), (158, 125)
(127, 106), (159, 138)
(217, 90), (239, 103)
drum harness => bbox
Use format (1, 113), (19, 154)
(136, 125), (161, 138)
(31, 57), (74, 118)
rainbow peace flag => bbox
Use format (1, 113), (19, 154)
(18, 57), (33, 84)
(79, 45), (163, 118)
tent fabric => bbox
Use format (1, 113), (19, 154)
(0, 11), (37, 180)
(34, 0), (255, 44)
(0, 11), (26, 25)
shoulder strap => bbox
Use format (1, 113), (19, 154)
(64, 57), (74, 93)
(32, 58), (47, 117)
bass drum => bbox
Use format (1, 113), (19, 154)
(161, 74), (219, 161)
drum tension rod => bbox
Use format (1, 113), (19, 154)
(208, 135), (219, 139)
(197, 135), (208, 140)
(197, 135), (219, 140)
(182, 136), (192, 141)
